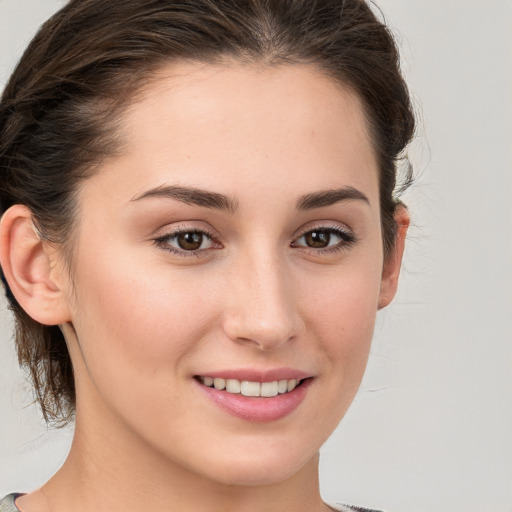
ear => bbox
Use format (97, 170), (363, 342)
(0, 205), (71, 325)
(378, 204), (410, 309)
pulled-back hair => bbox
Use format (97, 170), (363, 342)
(0, 0), (415, 424)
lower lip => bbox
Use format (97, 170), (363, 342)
(196, 379), (312, 423)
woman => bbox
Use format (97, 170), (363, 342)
(0, 1), (414, 511)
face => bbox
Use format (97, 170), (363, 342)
(59, 62), (393, 486)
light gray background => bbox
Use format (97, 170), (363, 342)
(0, 1), (511, 511)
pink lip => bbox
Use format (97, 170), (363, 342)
(194, 368), (313, 423)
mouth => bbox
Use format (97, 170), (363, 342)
(194, 369), (313, 422)
(196, 376), (305, 397)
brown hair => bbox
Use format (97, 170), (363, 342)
(0, 0), (415, 424)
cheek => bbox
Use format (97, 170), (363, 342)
(68, 248), (221, 385)
(308, 263), (381, 340)
(66, 254), (223, 444)
(304, 261), (382, 383)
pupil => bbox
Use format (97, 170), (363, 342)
(178, 232), (203, 250)
(305, 230), (330, 248)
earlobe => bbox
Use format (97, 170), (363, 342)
(378, 204), (410, 309)
(0, 205), (71, 325)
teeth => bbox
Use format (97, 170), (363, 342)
(226, 379), (241, 393)
(278, 380), (288, 394)
(260, 381), (278, 397)
(287, 379), (298, 392)
(213, 378), (226, 390)
(241, 381), (261, 397)
(199, 376), (302, 397)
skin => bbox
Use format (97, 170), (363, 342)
(0, 62), (408, 512)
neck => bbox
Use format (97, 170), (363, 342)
(21, 407), (329, 512)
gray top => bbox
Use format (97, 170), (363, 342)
(0, 493), (382, 511)
(0, 494), (19, 512)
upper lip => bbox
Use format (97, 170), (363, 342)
(194, 368), (312, 382)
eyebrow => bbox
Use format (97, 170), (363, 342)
(296, 186), (370, 210)
(131, 184), (369, 212)
(131, 185), (238, 212)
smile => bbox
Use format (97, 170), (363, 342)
(194, 369), (312, 422)
(197, 376), (302, 397)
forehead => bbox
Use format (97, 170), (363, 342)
(82, 61), (379, 208)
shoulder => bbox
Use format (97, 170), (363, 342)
(0, 494), (21, 512)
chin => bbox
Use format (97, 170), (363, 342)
(189, 442), (318, 487)
(203, 463), (305, 488)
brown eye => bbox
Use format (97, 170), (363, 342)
(293, 227), (356, 251)
(304, 230), (331, 248)
(156, 229), (216, 254)
(177, 232), (204, 250)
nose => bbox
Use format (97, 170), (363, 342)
(222, 250), (304, 351)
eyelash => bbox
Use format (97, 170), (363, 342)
(153, 225), (357, 257)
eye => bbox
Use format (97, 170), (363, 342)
(173, 231), (210, 251)
(154, 229), (218, 255)
(292, 226), (356, 251)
